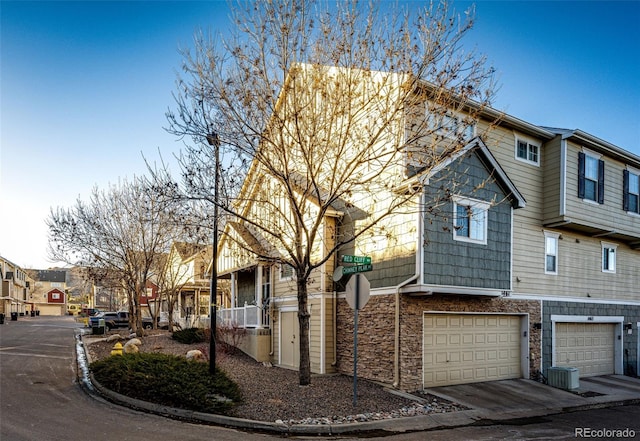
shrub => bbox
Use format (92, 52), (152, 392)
(171, 327), (207, 344)
(90, 353), (242, 414)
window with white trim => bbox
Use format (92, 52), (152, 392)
(544, 231), (559, 275)
(279, 263), (294, 281)
(601, 242), (617, 273)
(515, 136), (540, 166)
(452, 197), (489, 244)
(426, 109), (475, 141)
(578, 150), (604, 204)
(623, 168), (639, 214)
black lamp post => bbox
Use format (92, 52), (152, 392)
(206, 132), (220, 374)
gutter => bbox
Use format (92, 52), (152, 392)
(393, 194), (423, 388)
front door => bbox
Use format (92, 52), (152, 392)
(280, 311), (300, 369)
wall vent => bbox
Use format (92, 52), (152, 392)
(547, 366), (579, 390)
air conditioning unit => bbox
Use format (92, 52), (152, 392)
(547, 366), (579, 390)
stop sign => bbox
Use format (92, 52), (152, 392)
(345, 274), (370, 310)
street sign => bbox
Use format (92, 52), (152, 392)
(345, 273), (370, 310)
(342, 264), (373, 275)
(341, 255), (372, 265)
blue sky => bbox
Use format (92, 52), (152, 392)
(1, 0), (639, 269)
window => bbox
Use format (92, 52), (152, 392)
(279, 263), (294, 281)
(578, 151), (604, 204)
(515, 137), (540, 166)
(601, 242), (617, 273)
(623, 168), (640, 214)
(544, 231), (559, 275)
(261, 266), (271, 301)
(453, 197), (489, 244)
(426, 109), (475, 140)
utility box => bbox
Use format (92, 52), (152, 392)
(92, 319), (106, 335)
(547, 366), (579, 390)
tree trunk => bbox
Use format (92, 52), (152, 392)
(297, 276), (311, 386)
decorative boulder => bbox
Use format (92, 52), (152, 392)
(106, 334), (122, 342)
(123, 338), (142, 354)
(186, 349), (205, 362)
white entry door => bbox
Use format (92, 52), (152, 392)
(280, 311), (300, 369)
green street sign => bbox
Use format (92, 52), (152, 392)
(342, 264), (373, 275)
(341, 255), (372, 265)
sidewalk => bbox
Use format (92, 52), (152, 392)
(77, 334), (640, 436)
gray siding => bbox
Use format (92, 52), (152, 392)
(422, 150), (513, 290)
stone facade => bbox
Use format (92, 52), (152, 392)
(336, 293), (541, 392)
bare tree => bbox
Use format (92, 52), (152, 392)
(158, 0), (496, 385)
(47, 177), (183, 336)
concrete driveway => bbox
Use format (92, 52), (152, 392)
(426, 375), (640, 422)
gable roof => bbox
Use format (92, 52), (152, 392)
(411, 137), (526, 209)
(173, 242), (207, 261)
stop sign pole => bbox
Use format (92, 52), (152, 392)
(344, 272), (370, 406)
(353, 274), (359, 407)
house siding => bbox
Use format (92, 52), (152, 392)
(542, 136), (563, 220)
(422, 150), (513, 290)
(564, 141), (638, 237)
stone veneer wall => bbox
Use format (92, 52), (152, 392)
(336, 294), (542, 392)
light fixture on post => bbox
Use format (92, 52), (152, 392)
(206, 132), (220, 375)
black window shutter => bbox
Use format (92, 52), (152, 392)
(577, 152), (586, 199)
(597, 159), (605, 204)
(623, 169), (630, 211)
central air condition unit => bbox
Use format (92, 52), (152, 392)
(547, 366), (580, 390)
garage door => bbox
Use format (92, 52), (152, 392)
(555, 323), (615, 377)
(423, 314), (522, 387)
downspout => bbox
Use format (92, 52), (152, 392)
(393, 193), (424, 388)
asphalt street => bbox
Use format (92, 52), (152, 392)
(0, 316), (271, 441)
(1, 316), (638, 441)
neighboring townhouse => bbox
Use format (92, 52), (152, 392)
(163, 242), (215, 329)
(215, 64), (639, 392)
(499, 127), (640, 379)
(27, 269), (68, 316)
(0, 256), (32, 318)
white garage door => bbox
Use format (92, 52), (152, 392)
(423, 314), (522, 387)
(555, 323), (615, 377)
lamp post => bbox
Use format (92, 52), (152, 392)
(206, 132), (220, 374)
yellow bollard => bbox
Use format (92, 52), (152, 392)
(111, 342), (123, 356)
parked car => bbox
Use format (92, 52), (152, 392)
(90, 311), (157, 330)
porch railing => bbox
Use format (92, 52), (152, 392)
(216, 302), (270, 329)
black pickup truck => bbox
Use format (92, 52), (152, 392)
(90, 311), (156, 330)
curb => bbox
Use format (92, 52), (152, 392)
(75, 333), (640, 436)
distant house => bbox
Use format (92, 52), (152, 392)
(27, 269), (68, 316)
(0, 255), (32, 317)
(161, 242), (218, 329)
